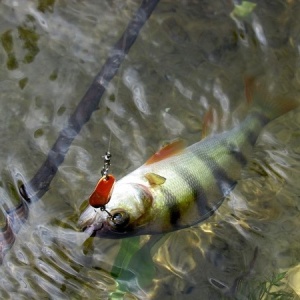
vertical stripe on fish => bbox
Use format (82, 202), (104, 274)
(200, 152), (237, 196)
(174, 165), (216, 220)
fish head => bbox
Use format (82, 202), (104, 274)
(78, 182), (153, 238)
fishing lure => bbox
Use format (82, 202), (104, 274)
(89, 152), (116, 209)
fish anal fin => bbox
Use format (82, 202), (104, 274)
(145, 172), (166, 186)
(145, 139), (185, 165)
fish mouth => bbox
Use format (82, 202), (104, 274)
(82, 222), (104, 236)
(78, 204), (105, 230)
(82, 222), (126, 239)
(77, 204), (107, 236)
(78, 204), (135, 238)
(81, 218), (133, 239)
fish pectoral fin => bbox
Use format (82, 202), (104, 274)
(144, 172), (166, 186)
(145, 139), (185, 165)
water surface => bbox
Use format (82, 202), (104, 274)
(0, 0), (300, 299)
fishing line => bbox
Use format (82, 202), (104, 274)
(100, 53), (123, 179)
(106, 23), (128, 156)
(89, 25), (128, 215)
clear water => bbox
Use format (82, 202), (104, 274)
(0, 0), (300, 299)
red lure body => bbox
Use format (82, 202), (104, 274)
(89, 174), (116, 208)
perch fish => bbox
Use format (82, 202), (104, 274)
(78, 78), (299, 238)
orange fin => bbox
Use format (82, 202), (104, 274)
(244, 75), (299, 119)
(145, 139), (185, 165)
(145, 172), (166, 186)
(202, 108), (214, 139)
(89, 174), (116, 208)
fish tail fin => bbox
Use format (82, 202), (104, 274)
(244, 76), (299, 121)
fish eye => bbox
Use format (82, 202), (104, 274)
(108, 209), (130, 229)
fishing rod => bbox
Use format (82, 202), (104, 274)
(0, 0), (161, 262)
(20, 0), (160, 202)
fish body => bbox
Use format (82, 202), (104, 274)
(78, 80), (298, 238)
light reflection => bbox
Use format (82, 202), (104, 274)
(174, 79), (193, 100)
(123, 67), (151, 116)
(252, 14), (268, 47)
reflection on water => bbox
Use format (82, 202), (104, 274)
(0, 0), (300, 299)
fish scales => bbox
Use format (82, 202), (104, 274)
(144, 149), (225, 231)
(151, 112), (272, 231)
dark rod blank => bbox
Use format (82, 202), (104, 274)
(20, 0), (160, 202)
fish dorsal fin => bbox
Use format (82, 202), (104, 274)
(201, 107), (214, 139)
(145, 172), (166, 186)
(145, 139), (185, 165)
